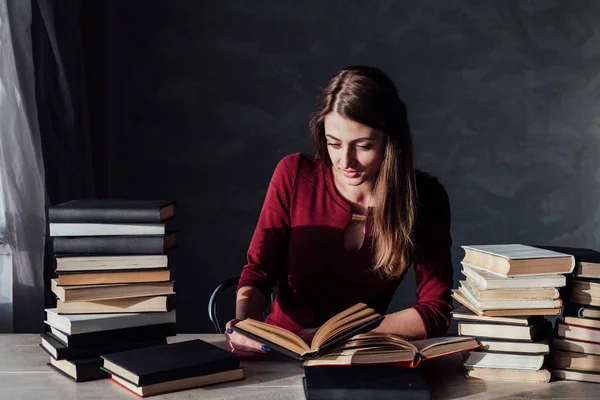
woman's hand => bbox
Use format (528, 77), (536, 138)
(224, 319), (271, 357)
(297, 327), (319, 344)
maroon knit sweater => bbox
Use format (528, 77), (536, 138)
(238, 153), (453, 338)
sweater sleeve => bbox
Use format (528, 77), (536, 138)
(237, 154), (299, 300)
(411, 177), (454, 339)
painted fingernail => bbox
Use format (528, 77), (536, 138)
(226, 328), (232, 334)
(261, 345), (271, 352)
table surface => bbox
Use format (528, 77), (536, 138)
(1, 333), (597, 399)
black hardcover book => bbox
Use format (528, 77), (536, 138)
(40, 333), (167, 360)
(48, 357), (109, 382)
(101, 339), (240, 386)
(49, 200), (175, 223)
(52, 233), (176, 255)
(303, 365), (431, 400)
(48, 323), (176, 348)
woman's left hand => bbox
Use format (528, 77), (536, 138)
(297, 327), (319, 344)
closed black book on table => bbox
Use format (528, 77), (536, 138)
(49, 200), (175, 223)
(101, 339), (240, 386)
(52, 233), (176, 255)
(40, 333), (167, 361)
(303, 364), (430, 400)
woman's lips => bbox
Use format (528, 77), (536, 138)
(341, 169), (361, 178)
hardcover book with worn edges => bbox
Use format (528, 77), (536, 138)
(48, 357), (109, 382)
(40, 332), (167, 360)
(48, 323), (176, 347)
(100, 339), (240, 386)
(49, 200), (175, 223)
(232, 303), (384, 360)
(52, 233), (177, 255)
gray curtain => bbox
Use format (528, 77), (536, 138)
(0, 0), (47, 332)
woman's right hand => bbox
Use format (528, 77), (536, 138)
(225, 319), (271, 357)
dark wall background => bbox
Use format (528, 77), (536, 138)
(101, 0), (600, 332)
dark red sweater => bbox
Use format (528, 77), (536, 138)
(238, 153), (453, 338)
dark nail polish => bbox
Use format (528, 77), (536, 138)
(261, 345), (271, 352)
(226, 328), (232, 334)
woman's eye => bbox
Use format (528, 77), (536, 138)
(327, 143), (341, 148)
(357, 145), (372, 150)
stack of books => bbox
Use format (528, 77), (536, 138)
(550, 248), (600, 383)
(41, 200), (177, 382)
(451, 244), (576, 382)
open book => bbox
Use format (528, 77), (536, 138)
(232, 303), (480, 363)
(303, 334), (480, 367)
(231, 303), (384, 360)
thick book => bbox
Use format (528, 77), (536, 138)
(556, 323), (600, 343)
(44, 308), (176, 335)
(464, 351), (546, 370)
(570, 280), (600, 307)
(461, 263), (566, 289)
(232, 303), (385, 360)
(454, 287), (562, 311)
(57, 269), (171, 286)
(48, 323), (176, 347)
(552, 350), (600, 372)
(466, 367), (551, 383)
(101, 339), (240, 386)
(56, 295), (170, 314)
(302, 335), (479, 367)
(477, 339), (549, 355)
(461, 279), (560, 300)
(452, 289), (562, 317)
(110, 368), (244, 397)
(49, 223), (165, 237)
(40, 332), (167, 360)
(533, 245), (600, 279)
(49, 200), (175, 223)
(51, 279), (175, 302)
(52, 233), (176, 255)
(563, 316), (600, 330)
(302, 365), (431, 400)
(458, 320), (551, 341)
(551, 368), (600, 383)
(56, 255), (168, 272)
(552, 338), (600, 356)
(451, 306), (544, 327)
(461, 244), (575, 276)
(48, 357), (109, 382)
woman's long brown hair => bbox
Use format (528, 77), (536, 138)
(309, 66), (417, 279)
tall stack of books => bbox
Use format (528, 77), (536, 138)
(549, 247), (600, 383)
(40, 200), (177, 382)
(451, 244), (575, 383)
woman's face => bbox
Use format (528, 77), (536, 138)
(324, 112), (384, 188)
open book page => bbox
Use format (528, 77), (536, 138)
(412, 336), (480, 359)
(234, 318), (309, 355)
(311, 313), (380, 351)
(311, 303), (371, 349)
(330, 333), (417, 352)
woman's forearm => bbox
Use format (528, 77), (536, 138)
(235, 286), (268, 321)
(369, 307), (427, 340)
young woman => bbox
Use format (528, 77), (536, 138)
(225, 66), (453, 356)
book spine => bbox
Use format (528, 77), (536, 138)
(53, 236), (166, 255)
(49, 207), (161, 223)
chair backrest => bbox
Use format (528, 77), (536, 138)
(208, 277), (275, 333)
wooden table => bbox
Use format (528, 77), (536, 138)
(1, 334), (597, 399)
